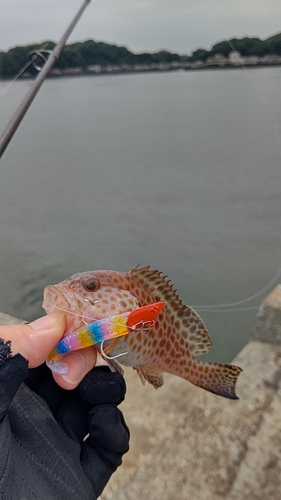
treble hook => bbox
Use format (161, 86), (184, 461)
(100, 340), (129, 360)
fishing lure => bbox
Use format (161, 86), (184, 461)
(46, 301), (164, 374)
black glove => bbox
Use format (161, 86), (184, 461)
(0, 339), (129, 500)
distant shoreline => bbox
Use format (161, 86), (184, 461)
(11, 61), (281, 81)
(1, 61), (281, 82)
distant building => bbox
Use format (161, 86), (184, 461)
(190, 60), (205, 69)
(206, 53), (229, 67)
(63, 67), (83, 75)
(261, 54), (281, 64)
(88, 65), (102, 73)
(243, 56), (260, 65)
(229, 51), (244, 65)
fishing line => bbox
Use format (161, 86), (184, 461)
(43, 300), (144, 328)
(193, 305), (259, 313)
(0, 61), (32, 100)
(0, 43), (51, 101)
(192, 30), (281, 314)
(44, 267), (281, 320)
(43, 301), (98, 322)
(226, 39), (281, 161)
(234, 44), (281, 161)
(192, 267), (281, 312)
(209, 9), (281, 160)
(44, 299), (258, 318)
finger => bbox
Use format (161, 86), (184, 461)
(0, 313), (65, 368)
(52, 345), (98, 390)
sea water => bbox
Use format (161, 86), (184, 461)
(0, 68), (280, 361)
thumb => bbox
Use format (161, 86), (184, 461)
(0, 313), (65, 368)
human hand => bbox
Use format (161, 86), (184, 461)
(0, 314), (130, 499)
(0, 312), (98, 389)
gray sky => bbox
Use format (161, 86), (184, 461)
(1, 0), (281, 54)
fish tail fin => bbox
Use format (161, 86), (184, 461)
(188, 361), (242, 400)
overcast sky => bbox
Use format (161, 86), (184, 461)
(1, 0), (281, 54)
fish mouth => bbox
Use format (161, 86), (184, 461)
(43, 285), (78, 315)
(42, 285), (101, 328)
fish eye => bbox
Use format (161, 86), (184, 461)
(83, 279), (100, 292)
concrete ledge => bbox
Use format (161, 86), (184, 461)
(251, 284), (281, 344)
(101, 340), (281, 500)
(0, 312), (25, 325)
(101, 286), (281, 500)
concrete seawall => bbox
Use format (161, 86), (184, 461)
(103, 286), (281, 500)
(1, 288), (281, 499)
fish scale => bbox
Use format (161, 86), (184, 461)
(43, 265), (242, 399)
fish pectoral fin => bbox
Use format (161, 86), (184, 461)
(135, 367), (164, 389)
(179, 305), (213, 356)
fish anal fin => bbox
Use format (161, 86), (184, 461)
(135, 366), (164, 389)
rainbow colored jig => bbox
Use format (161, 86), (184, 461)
(46, 301), (164, 374)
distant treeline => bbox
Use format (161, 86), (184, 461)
(191, 32), (281, 62)
(1, 32), (281, 79)
(0, 40), (187, 79)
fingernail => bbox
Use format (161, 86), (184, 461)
(61, 352), (87, 384)
(30, 312), (64, 331)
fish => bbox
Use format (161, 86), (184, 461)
(43, 265), (242, 399)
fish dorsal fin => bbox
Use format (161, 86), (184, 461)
(130, 266), (212, 355)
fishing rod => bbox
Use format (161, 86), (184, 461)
(0, 0), (92, 159)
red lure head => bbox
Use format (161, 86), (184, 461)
(127, 302), (164, 330)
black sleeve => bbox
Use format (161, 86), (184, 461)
(47, 367), (130, 498)
(0, 339), (28, 493)
(0, 339), (129, 500)
(77, 368), (130, 496)
(0, 339), (28, 422)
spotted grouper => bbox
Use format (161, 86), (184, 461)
(43, 265), (242, 399)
